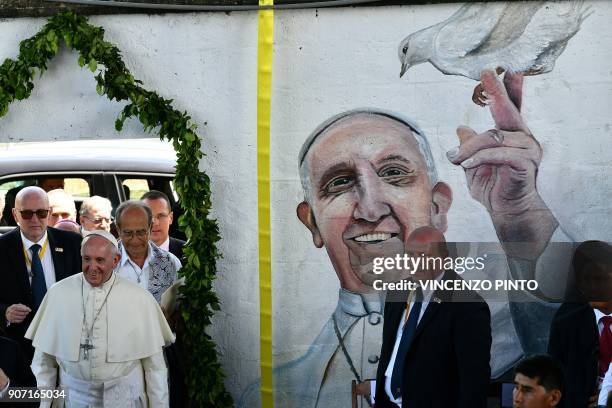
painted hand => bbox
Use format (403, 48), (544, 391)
(447, 69), (557, 258)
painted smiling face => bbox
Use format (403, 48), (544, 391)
(298, 113), (451, 293)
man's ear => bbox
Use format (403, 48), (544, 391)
(431, 182), (452, 233)
(297, 201), (323, 248)
(550, 390), (561, 407)
(548, 389), (561, 406)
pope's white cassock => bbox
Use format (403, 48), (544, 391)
(25, 272), (175, 407)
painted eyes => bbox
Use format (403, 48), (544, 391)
(323, 176), (355, 194)
(402, 45), (409, 55)
(380, 166), (416, 185)
(321, 166), (416, 196)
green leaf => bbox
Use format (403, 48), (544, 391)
(88, 59), (97, 72)
(96, 83), (104, 95)
(15, 84), (26, 100)
(78, 55), (86, 67)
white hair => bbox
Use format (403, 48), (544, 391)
(80, 195), (112, 216)
(298, 109), (438, 203)
(47, 188), (77, 217)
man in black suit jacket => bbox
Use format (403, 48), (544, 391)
(141, 190), (185, 261)
(0, 187), (81, 359)
(547, 240), (612, 408)
(0, 334), (36, 390)
(374, 228), (491, 408)
(548, 303), (598, 408)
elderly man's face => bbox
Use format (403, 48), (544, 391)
(13, 188), (50, 242)
(513, 374), (560, 408)
(118, 207), (151, 259)
(48, 198), (76, 226)
(297, 115), (451, 292)
(80, 204), (112, 232)
(82, 236), (120, 287)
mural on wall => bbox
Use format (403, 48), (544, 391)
(240, 1), (594, 407)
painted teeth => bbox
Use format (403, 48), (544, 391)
(354, 233), (392, 242)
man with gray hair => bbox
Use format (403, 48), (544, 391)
(113, 200), (181, 303)
(26, 230), (174, 407)
(79, 196), (113, 233)
(47, 189), (77, 227)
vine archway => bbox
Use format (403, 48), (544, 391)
(0, 11), (231, 407)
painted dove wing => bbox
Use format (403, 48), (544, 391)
(433, 3), (522, 60)
(502, 1), (592, 76)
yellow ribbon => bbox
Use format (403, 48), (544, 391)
(23, 236), (49, 268)
(257, 1), (274, 407)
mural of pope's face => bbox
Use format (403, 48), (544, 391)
(297, 112), (452, 293)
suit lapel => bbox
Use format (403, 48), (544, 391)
(412, 300), (441, 341)
(411, 270), (454, 345)
(47, 229), (65, 281)
(9, 229), (31, 296)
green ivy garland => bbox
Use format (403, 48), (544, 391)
(0, 11), (232, 407)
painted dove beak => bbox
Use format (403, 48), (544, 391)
(400, 62), (409, 78)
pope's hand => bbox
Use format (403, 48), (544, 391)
(447, 69), (558, 260)
(5, 304), (31, 324)
(447, 70), (540, 216)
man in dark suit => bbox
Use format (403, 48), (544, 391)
(548, 240), (612, 408)
(141, 190), (185, 261)
(0, 186), (81, 359)
(0, 333), (36, 392)
(374, 227), (491, 408)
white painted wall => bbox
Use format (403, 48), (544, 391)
(1, 1), (611, 402)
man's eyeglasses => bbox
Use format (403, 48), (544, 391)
(120, 229), (149, 239)
(152, 213), (170, 221)
(18, 209), (49, 220)
(83, 215), (112, 225)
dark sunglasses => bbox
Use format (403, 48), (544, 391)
(18, 209), (49, 220)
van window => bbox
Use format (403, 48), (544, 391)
(64, 178), (91, 198)
(121, 179), (149, 200)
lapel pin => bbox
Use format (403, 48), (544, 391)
(54, 247), (64, 252)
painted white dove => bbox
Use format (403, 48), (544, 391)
(398, 1), (592, 106)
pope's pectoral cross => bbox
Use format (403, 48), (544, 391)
(80, 338), (95, 360)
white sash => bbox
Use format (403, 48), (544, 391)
(59, 365), (146, 407)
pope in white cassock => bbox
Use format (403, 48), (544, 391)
(25, 230), (175, 407)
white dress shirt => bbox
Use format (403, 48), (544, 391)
(594, 308), (612, 336)
(115, 242), (181, 291)
(159, 237), (170, 252)
(20, 231), (55, 288)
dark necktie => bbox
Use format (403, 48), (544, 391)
(391, 286), (423, 399)
(30, 244), (47, 310)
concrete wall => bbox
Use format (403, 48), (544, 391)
(1, 1), (611, 403)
